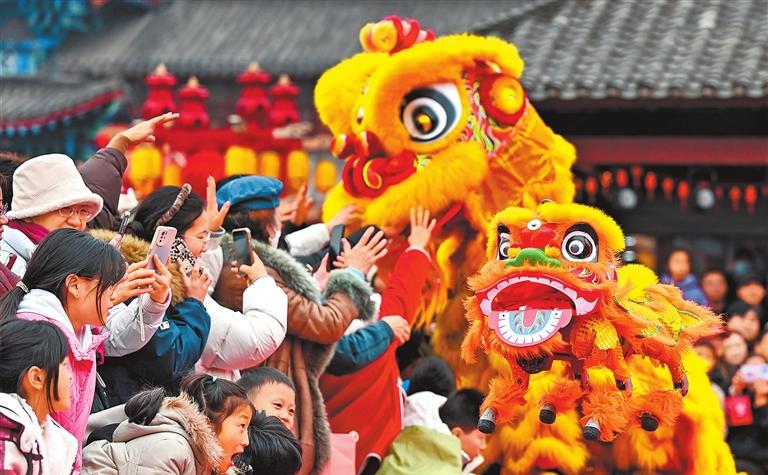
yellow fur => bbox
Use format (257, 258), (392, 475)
(316, 19), (734, 475)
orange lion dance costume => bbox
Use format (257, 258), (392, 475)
(317, 16), (737, 474)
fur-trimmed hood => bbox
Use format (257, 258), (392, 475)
(112, 394), (223, 472)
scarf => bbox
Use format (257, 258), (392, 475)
(7, 219), (50, 245)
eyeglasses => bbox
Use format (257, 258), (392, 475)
(58, 206), (93, 221)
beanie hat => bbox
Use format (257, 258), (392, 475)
(216, 176), (283, 211)
(7, 154), (103, 221)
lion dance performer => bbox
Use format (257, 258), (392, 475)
(317, 16), (736, 474)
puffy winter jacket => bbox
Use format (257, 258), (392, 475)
(82, 394), (223, 475)
(0, 393), (78, 475)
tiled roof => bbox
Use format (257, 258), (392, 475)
(45, 0), (768, 101)
(482, 0), (768, 100)
(47, 0), (538, 79)
(0, 76), (126, 131)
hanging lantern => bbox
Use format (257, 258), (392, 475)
(677, 181), (690, 210)
(715, 186), (724, 201)
(745, 185), (758, 214)
(630, 166), (643, 189)
(184, 150), (224, 195)
(260, 150), (282, 178)
(315, 158), (338, 193)
(224, 145), (258, 176)
(585, 176), (598, 203)
(616, 169), (629, 188)
(574, 177), (583, 202)
(286, 150), (311, 193)
(128, 144), (163, 198)
(162, 144), (186, 187)
(644, 172), (657, 200)
(600, 170), (612, 195)
(729, 185), (742, 212)
(661, 177), (675, 201)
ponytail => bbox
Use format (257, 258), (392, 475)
(0, 286), (28, 321)
(181, 374), (251, 431)
(125, 387), (166, 426)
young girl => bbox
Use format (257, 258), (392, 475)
(0, 229), (132, 467)
(0, 319), (78, 474)
(83, 374), (253, 474)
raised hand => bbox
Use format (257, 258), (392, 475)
(326, 204), (362, 232)
(407, 206), (436, 250)
(206, 176), (230, 232)
(182, 265), (213, 303)
(107, 113), (179, 153)
(335, 227), (388, 275)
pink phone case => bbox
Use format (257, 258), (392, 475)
(147, 226), (177, 271)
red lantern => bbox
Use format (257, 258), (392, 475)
(729, 186), (742, 211)
(661, 177), (675, 201)
(600, 171), (612, 195)
(677, 181), (690, 209)
(644, 172), (657, 200)
(585, 176), (598, 203)
(616, 169), (629, 188)
(745, 185), (758, 214)
(631, 166), (643, 188)
(236, 62), (272, 127)
(177, 77), (210, 129)
(715, 186), (724, 201)
(574, 177), (583, 201)
(142, 64), (178, 119)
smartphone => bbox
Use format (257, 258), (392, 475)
(118, 211), (131, 235)
(147, 226), (177, 271)
(741, 364), (768, 383)
(232, 228), (253, 267)
(327, 224), (346, 272)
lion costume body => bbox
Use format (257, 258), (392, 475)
(316, 16), (735, 474)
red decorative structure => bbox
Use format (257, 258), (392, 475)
(142, 64), (178, 119)
(236, 62), (272, 127)
(269, 74), (301, 127)
(177, 76), (210, 129)
(126, 63), (307, 197)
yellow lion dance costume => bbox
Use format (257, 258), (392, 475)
(317, 16), (735, 474)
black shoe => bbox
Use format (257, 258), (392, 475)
(539, 404), (556, 424)
(640, 413), (659, 432)
(478, 418), (496, 434)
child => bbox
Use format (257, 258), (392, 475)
(0, 229), (140, 469)
(83, 374), (252, 474)
(0, 319), (78, 474)
(236, 411), (303, 475)
(439, 389), (487, 474)
(238, 367), (296, 430)
(377, 388), (486, 475)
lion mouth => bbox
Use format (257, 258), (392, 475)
(475, 273), (600, 347)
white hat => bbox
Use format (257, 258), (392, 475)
(7, 154), (104, 221)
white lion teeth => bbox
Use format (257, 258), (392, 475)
(575, 297), (597, 315)
(487, 288), (500, 301)
(563, 288), (578, 300)
(480, 299), (491, 315)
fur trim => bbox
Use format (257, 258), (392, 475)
(580, 386), (630, 442)
(163, 394), (223, 472)
(325, 270), (376, 321)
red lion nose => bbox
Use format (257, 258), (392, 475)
(332, 131), (416, 198)
(518, 224), (557, 249)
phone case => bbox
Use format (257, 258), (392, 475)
(147, 226), (177, 271)
(725, 395), (753, 426)
(232, 228), (253, 266)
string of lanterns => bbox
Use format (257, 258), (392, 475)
(574, 166), (766, 214)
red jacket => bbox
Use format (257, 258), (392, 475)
(320, 247), (433, 472)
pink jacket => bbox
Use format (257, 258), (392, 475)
(16, 290), (110, 472)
